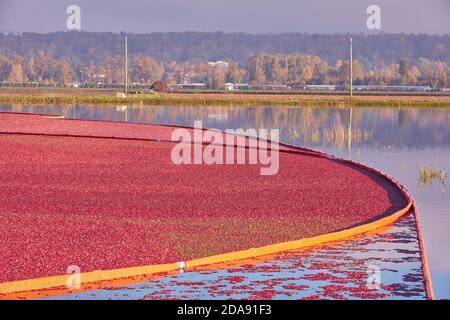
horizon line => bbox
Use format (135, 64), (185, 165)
(1, 30), (449, 37)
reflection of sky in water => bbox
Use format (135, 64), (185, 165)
(1, 104), (448, 299)
(44, 213), (425, 300)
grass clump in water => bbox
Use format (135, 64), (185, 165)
(419, 163), (447, 187)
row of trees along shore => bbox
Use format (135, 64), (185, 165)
(0, 32), (449, 89)
(1, 52), (448, 89)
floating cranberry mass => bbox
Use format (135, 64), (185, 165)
(0, 113), (408, 284)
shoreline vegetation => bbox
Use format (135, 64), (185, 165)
(1, 89), (450, 108)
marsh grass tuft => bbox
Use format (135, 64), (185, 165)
(419, 163), (447, 187)
(322, 121), (374, 149)
(287, 121), (373, 149)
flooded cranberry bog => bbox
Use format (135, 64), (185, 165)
(0, 112), (434, 300)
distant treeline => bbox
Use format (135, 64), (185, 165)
(0, 32), (449, 88)
(1, 32), (449, 65)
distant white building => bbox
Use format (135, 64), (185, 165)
(354, 85), (432, 92)
(208, 61), (229, 69)
(306, 85), (337, 91)
(225, 83), (249, 91)
(169, 83), (207, 90)
(250, 84), (291, 91)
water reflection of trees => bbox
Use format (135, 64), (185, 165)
(1, 104), (450, 148)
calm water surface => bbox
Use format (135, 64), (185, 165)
(1, 104), (449, 299)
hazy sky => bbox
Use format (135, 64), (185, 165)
(0, 0), (449, 34)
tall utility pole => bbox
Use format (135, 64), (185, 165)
(125, 35), (128, 95)
(349, 37), (353, 100)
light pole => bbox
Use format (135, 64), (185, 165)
(348, 38), (353, 159)
(349, 37), (353, 100)
(125, 35), (128, 95)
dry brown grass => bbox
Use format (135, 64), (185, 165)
(1, 89), (450, 107)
